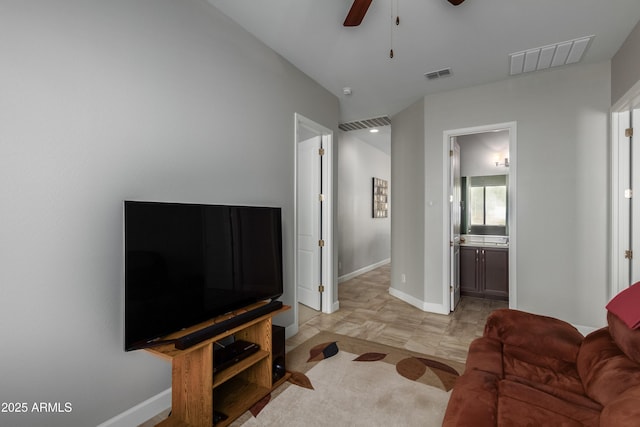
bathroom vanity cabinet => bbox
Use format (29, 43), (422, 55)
(460, 246), (508, 300)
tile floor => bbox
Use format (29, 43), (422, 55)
(289, 263), (508, 364)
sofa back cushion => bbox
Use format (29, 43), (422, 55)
(484, 309), (583, 363)
(577, 327), (640, 406)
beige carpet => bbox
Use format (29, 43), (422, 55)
(231, 331), (465, 426)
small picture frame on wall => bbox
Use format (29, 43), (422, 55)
(372, 177), (388, 218)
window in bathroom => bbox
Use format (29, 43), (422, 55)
(465, 175), (507, 235)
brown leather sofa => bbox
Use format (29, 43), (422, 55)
(442, 308), (640, 426)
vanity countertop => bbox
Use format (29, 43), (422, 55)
(460, 235), (509, 248)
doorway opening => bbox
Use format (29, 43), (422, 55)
(444, 122), (517, 312)
(294, 113), (335, 322)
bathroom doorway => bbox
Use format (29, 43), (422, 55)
(444, 122), (517, 312)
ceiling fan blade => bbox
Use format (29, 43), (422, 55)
(343, 0), (373, 27)
(448, 0), (465, 5)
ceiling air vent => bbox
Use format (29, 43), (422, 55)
(339, 116), (391, 132)
(509, 35), (594, 75)
(425, 67), (452, 80)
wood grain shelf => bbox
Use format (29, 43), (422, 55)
(147, 304), (290, 427)
(213, 350), (269, 388)
(213, 377), (271, 427)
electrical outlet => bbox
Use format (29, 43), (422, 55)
(401, 273), (406, 283)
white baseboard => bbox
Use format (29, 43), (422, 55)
(388, 286), (449, 315)
(330, 300), (340, 313)
(338, 258), (390, 283)
(96, 388), (171, 427)
(285, 323), (299, 339)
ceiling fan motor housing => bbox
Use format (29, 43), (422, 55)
(344, 0), (465, 27)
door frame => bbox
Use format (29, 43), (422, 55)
(294, 113), (335, 318)
(442, 121), (517, 311)
(611, 80), (640, 297)
(450, 138), (461, 310)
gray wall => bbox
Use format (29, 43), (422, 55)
(0, 1), (338, 426)
(392, 61), (611, 328)
(457, 131), (510, 178)
(390, 99), (426, 302)
(612, 19), (640, 106)
(337, 132), (391, 277)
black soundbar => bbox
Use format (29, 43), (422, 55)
(174, 300), (283, 350)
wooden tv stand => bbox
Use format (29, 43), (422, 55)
(145, 303), (291, 427)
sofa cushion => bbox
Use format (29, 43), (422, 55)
(607, 310), (640, 363)
(502, 343), (584, 395)
(484, 309), (583, 364)
(600, 384), (640, 427)
(496, 380), (600, 427)
(577, 327), (640, 406)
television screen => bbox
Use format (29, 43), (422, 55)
(124, 201), (283, 351)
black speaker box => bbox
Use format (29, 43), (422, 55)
(272, 325), (286, 384)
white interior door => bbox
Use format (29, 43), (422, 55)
(297, 135), (322, 310)
(450, 138), (461, 310)
(613, 107), (640, 294)
(613, 110), (631, 293)
(632, 108), (640, 285)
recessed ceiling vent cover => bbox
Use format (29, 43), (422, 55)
(509, 35), (594, 75)
(425, 68), (452, 80)
(339, 116), (391, 131)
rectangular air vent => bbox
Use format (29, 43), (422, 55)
(509, 35), (593, 76)
(339, 116), (391, 131)
(425, 67), (452, 80)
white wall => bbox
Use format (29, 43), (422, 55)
(0, 1), (338, 426)
(612, 18), (640, 106)
(393, 61), (611, 328)
(337, 132), (391, 277)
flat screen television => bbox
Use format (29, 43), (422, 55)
(123, 200), (283, 351)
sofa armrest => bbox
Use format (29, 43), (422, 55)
(600, 385), (640, 427)
(443, 370), (499, 427)
(465, 337), (504, 377)
(483, 309), (583, 363)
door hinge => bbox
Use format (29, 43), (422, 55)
(450, 150), (454, 157)
(318, 284), (325, 293)
(318, 239), (325, 247)
(625, 189), (633, 199)
(319, 148), (325, 156)
(319, 193), (325, 202)
(625, 127), (633, 138)
(625, 250), (633, 260)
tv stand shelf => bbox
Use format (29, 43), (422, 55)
(146, 303), (290, 427)
(213, 349), (269, 388)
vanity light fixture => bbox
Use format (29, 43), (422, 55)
(369, 128), (379, 133)
(496, 158), (510, 167)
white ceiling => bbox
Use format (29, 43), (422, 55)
(207, 0), (640, 149)
(345, 126), (392, 155)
